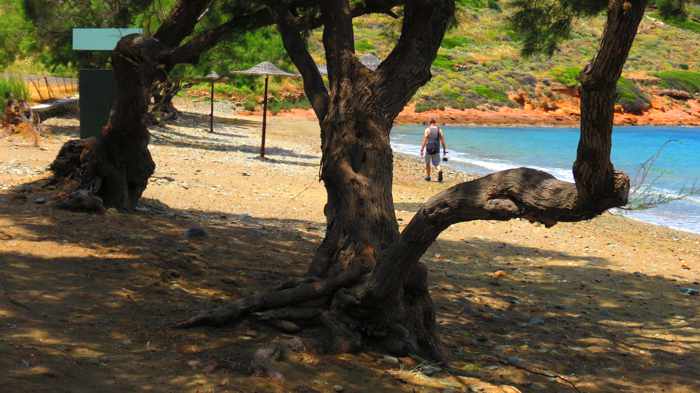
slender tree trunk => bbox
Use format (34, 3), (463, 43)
(575, 0), (646, 208)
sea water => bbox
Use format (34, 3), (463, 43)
(392, 125), (700, 234)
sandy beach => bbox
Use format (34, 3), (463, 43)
(1, 110), (699, 393)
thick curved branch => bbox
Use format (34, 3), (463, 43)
(366, 167), (630, 300)
(165, 1), (404, 73)
(166, 9), (274, 66)
(276, 9), (329, 120)
(176, 265), (366, 328)
(154, 0), (213, 47)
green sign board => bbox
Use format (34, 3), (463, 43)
(79, 69), (116, 139)
(72, 28), (143, 51)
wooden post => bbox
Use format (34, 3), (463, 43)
(30, 79), (44, 102)
(209, 80), (214, 133)
(44, 77), (55, 99)
(261, 74), (269, 158)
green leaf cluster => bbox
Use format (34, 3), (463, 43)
(616, 77), (650, 115)
(509, 0), (608, 56)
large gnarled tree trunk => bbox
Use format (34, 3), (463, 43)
(49, 1), (275, 211)
(180, 0), (646, 363)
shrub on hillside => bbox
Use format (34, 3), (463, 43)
(269, 96), (311, 114)
(616, 77), (651, 115)
(457, 0), (500, 10)
(415, 100), (445, 113)
(432, 54), (455, 70)
(655, 70), (700, 93)
(549, 66), (582, 88)
(473, 84), (509, 103)
(442, 36), (475, 49)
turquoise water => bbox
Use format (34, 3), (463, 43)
(392, 125), (700, 234)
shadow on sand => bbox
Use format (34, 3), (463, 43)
(0, 181), (698, 393)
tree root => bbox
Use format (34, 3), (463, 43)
(175, 268), (363, 328)
(320, 310), (363, 353)
(252, 307), (322, 322)
(488, 355), (583, 393)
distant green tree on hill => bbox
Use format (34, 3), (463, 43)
(656, 0), (688, 18)
(23, 0), (156, 70)
(0, 0), (36, 68)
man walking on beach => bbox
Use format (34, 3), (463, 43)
(420, 119), (448, 182)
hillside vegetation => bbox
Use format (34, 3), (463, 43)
(2, 1), (700, 114)
(195, 1), (700, 114)
(329, 3), (700, 113)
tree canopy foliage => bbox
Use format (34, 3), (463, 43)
(509, 0), (699, 56)
(0, 1), (36, 68)
(508, 0), (609, 56)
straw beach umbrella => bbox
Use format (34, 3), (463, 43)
(317, 53), (381, 76)
(358, 54), (381, 71)
(233, 62), (298, 158)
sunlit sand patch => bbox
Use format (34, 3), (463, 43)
(0, 245), (137, 261)
(11, 366), (60, 378)
(11, 328), (65, 345)
(387, 369), (524, 392)
(70, 346), (105, 359)
(0, 307), (15, 318)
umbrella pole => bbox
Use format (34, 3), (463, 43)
(261, 74), (269, 158)
(209, 80), (215, 133)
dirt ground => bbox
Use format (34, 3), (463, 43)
(1, 110), (699, 393)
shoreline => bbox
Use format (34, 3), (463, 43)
(390, 141), (700, 236)
(181, 100), (700, 237)
(3, 111), (698, 240)
(398, 150), (700, 236)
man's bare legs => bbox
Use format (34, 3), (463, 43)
(425, 162), (443, 182)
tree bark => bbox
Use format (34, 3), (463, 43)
(149, 78), (187, 124)
(48, 0), (217, 211)
(306, 0), (455, 359)
(309, 98), (400, 277)
(50, 34), (161, 210)
(179, 0), (454, 361)
(575, 0), (646, 209)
